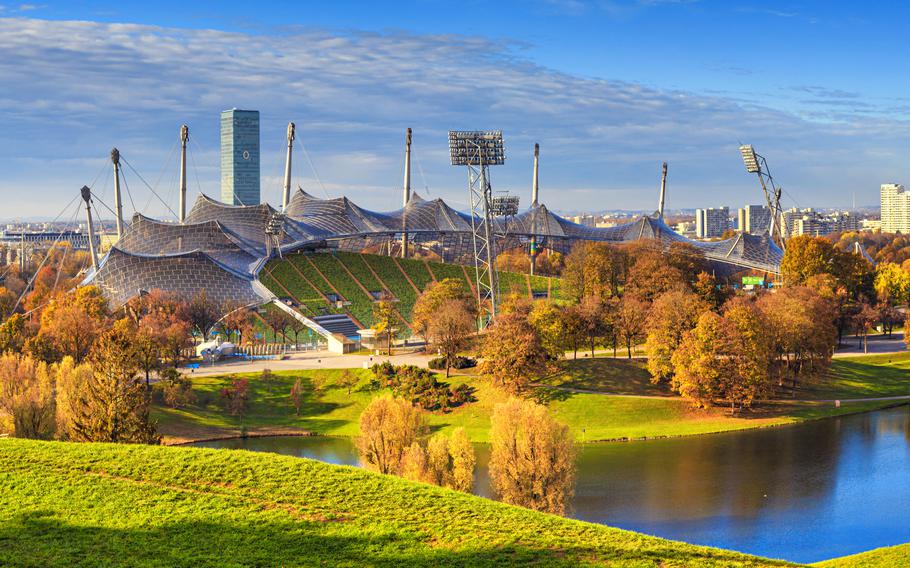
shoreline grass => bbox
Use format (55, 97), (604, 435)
(154, 354), (910, 445)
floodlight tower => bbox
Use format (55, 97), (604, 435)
(739, 144), (787, 251)
(448, 130), (505, 327)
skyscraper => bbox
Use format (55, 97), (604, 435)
(220, 109), (260, 205)
(736, 204), (771, 236)
(881, 183), (910, 233)
(695, 207), (729, 238)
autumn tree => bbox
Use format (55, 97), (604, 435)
(562, 241), (627, 301)
(187, 290), (220, 343)
(427, 299), (476, 377)
(412, 278), (475, 344)
(671, 305), (773, 410)
(221, 306), (255, 346)
(576, 295), (611, 358)
(645, 289), (708, 383)
(480, 311), (552, 393)
(356, 395), (427, 475)
(615, 296), (648, 358)
(36, 285), (109, 362)
(263, 308), (294, 343)
(873, 262), (910, 306)
(399, 427), (476, 492)
(853, 302), (878, 353)
(290, 378), (304, 415)
(158, 367), (196, 409)
(0, 314), (29, 354)
(623, 248), (686, 303)
(757, 286), (836, 391)
(0, 286), (16, 319)
(489, 398), (576, 515)
(220, 378), (251, 422)
(528, 300), (568, 359)
(665, 242), (709, 282)
(693, 271), (730, 310)
(58, 322), (159, 444)
(372, 298), (399, 356)
(0, 353), (55, 439)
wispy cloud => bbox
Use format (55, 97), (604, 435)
(0, 16), (904, 217)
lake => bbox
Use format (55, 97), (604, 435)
(193, 405), (910, 563)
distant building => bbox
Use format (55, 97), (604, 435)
(736, 204), (771, 236)
(695, 207), (729, 238)
(881, 183), (910, 233)
(571, 214), (597, 228)
(781, 208), (860, 237)
(862, 218), (882, 232)
(220, 109), (260, 206)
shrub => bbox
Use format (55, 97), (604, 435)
(158, 367), (196, 409)
(428, 356), (476, 371)
(370, 363), (475, 411)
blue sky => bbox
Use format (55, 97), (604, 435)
(0, 1), (907, 219)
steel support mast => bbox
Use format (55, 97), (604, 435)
(449, 131), (504, 328)
(81, 185), (99, 271)
(179, 125), (189, 222)
(282, 122), (295, 211)
(111, 148), (124, 238)
(402, 127), (412, 258)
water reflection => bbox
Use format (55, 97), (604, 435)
(193, 405), (910, 563)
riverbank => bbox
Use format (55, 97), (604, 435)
(0, 437), (794, 567)
(154, 353), (910, 445)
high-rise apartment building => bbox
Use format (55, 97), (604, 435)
(220, 109), (260, 205)
(881, 183), (910, 233)
(781, 208), (860, 237)
(695, 207), (729, 238)
(736, 204), (771, 236)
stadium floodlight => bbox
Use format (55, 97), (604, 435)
(738, 144), (787, 251)
(448, 131), (505, 166)
(448, 130), (506, 328)
(491, 194), (520, 217)
(739, 145), (761, 174)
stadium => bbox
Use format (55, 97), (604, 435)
(84, 126), (784, 351)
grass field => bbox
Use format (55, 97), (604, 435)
(0, 438), (793, 567)
(154, 354), (907, 444)
(815, 543), (910, 567)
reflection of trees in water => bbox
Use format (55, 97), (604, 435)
(578, 417), (847, 523)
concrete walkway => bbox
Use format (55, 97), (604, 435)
(185, 349), (437, 377)
(834, 332), (906, 357)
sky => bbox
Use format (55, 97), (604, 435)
(1, 0), (908, 220)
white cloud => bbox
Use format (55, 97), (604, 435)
(0, 16), (905, 218)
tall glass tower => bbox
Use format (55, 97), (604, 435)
(220, 109), (260, 205)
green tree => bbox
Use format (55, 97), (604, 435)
(59, 321), (159, 444)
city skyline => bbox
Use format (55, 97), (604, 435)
(2, 2), (910, 218)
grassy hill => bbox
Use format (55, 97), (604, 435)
(815, 543), (910, 567)
(0, 438), (791, 567)
(261, 250), (563, 331)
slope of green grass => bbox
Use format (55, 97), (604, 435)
(397, 256), (434, 293)
(0, 438), (792, 567)
(362, 254), (418, 318)
(307, 254), (375, 326)
(498, 271), (528, 299)
(427, 260), (473, 291)
(801, 352), (910, 400)
(815, 543), (910, 567)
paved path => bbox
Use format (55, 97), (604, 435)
(834, 332), (906, 357)
(184, 349), (437, 377)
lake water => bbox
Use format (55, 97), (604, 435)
(193, 405), (910, 563)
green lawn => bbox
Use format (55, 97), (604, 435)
(815, 543), (910, 567)
(154, 355), (906, 445)
(0, 438), (793, 567)
(802, 352), (910, 400)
